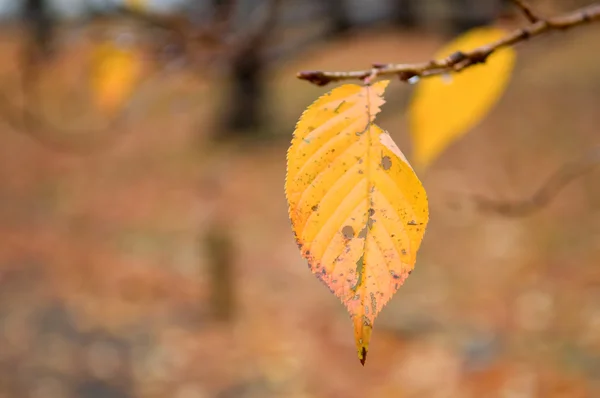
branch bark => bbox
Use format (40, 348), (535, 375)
(511, 0), (540, 23)
(297, 2), (600, 86)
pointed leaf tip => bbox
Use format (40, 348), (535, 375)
(360, 347), (367, 366)
(354, 315), (372, 366)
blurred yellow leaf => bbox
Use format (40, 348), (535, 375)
(89, 40), (142, 115)
(285, 81), (429, 365)
(408, 26), (516, 169)
(126, 0), (147, 11)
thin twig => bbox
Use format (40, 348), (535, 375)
(511, 0), (540, 23)
(297, 3), (600, 86)
(474, 147), (600, 217)
(110, 0), (280, 68)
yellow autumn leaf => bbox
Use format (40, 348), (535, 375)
(89, 40), (142, 115)
(126, 0), (146, 11)
(285, 81), (429, 365)
(408, 26), (516, 169)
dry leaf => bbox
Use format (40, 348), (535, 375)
(285, 81), (429, 365)
(408, 26), (516, 169)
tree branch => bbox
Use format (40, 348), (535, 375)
(473, 147), (600, 217)
(511, 0), (540, 23)
(297, 2), (600, 86)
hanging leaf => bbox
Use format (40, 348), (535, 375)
(89, 39), (142, 116)
(285, 81), (429, 365)
(408, 26), (516, 169)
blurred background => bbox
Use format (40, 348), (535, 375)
(0, 0), (599, 397)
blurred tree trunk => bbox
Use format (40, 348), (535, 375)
(211, 0), (262, 138)
(393, 0), (418, 28)
(224, 45), (266, 136)
(211, 0), (236, 25)
(204, 222), (236, 322)
(24, 0), (54, 58)
(22, 0), (54, 126)
(326, 0), (352, 35)
(217, 0), (280, 139)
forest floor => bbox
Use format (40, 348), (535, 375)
(0, 19), (599, 398)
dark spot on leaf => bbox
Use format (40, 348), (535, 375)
(408, 270), (412, 275)
(356, 123), (370, 136)
(366, 218), (375, 230)
(368, 208), (375, 216)
(358, 170), (364, 174)
(352, 254), (365, 291)
(407, 220), (417, 225)
(370, 292), (377, 314)
(401, 249), (407, 255)
(358, 226), (368, 239)
(334, 100), (346, 113)
(342, 225), (355, 239)
(381, 156), (392, 170)
(311, 204), (319, 211)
